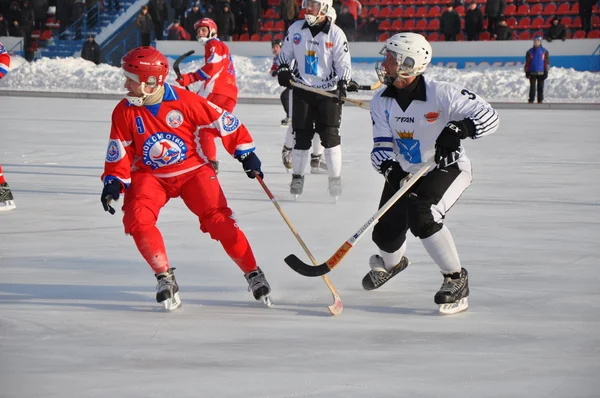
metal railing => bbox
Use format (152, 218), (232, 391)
(100, 11), (140, 66)
(8, 39), (24, 56)
(591, 44), (600, 72)
(58, 3), (101, 41)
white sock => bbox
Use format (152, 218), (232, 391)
(379, 241), (406, 271)
(292, 149), (310, 175)
(420, 225), (462, 274)
(324, 146), (342, 178)
(284, 126), (295, 149)
(312, 134), (323, 156)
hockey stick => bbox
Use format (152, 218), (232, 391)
(173, 50), (195, 92)
(285, 159), (435, 277)
(254, 172), (343, 316)
(358, 80), (382, 91)
(289, 80), (370, 110)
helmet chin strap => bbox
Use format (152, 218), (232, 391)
(125, 83), (163, 106)
(197, 37), (209, 46)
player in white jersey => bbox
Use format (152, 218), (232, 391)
(363, 33), (499, 315)
(275, 0), (356, 199)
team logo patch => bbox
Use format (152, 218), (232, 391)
(396, 130), (414, 139)
(142, 132), (188, 170)
(221, 112), (240, 132)
(425, 111), (441, 123)
(106, 140), (121, 162)
(166, 110), (184, 128)
(326, 42), (333, 48)
(293, 33), (302, 45)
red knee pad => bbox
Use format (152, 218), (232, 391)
(201, 208), (239, 242)
(123, 204), (160, 235)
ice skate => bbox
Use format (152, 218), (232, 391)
(281, 146), (292, 171)
(155, 268), (182, 312)
(281, 117), (291, 127)
(0, 182), (16, 212)
(245, 267), (273, 307)
(209, 160), (219, 175)
(328, 176), (342, 202)
(290, 174), (304, 199)
(362, 254), (410, 291)
(310, 153), (328, 174)
(435, 267), (469, 315)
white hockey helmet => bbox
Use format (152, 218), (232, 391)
(375, 33), (433, 83)
(302, 0), (332, 26)
(326, 6), (337, 23)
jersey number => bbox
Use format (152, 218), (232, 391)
(461, 89), (476, 100)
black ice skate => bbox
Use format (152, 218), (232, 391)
(290, 174), (304, 199)
(155, 268), (182, 312)
(244, 267), (273, 307)
(0, 182), (16, 212)
(362, 254), (410, 291)
(281, 146), (292, 171)
(310, 153), (328, 174)
(435, 267), (469, 315)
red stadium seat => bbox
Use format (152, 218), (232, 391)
(531, 30), (543, 38)
(428, 19), (440, 31)
(560, 16), (571, 27)
(378, 19), (391, 30)
(250, 33), (261, 41)
(380, 7), (392, 18)
(530, 17), (544, 29)
(428, 6), (441, 18)
(392, 6), (403, 18)
(516, 4), (530, 16)
(480, 31), (491, 40)
(556, 3), (570, 15)
(506, 17), (518, 28)
(530, 3), (542, 15)
(40, 30), (53, 41)
(455, 5), (465, 16)
(573, 30), (586, 38)
(238, 33), (249, 41)
(368, 7), (380, 17)
(427, 32), (440, 41)
(273, 33), (284, 41)
(517, 17), (531, 29)
(593, 15), (600, 28)
(403, 19), (415, 30)
(504, 4), (516, 16)
(518, 31), (531, 40)
(572, 16), (582, 29)
(542, 3), (556, 16)
(403, 6), (416, 18)
(415, 6), (427, 17)
(390, 19), (403, 31)
(378, 32), (390, 41)
(265, 8), (280, 19)
(261, 33), (273, 41)
(415, 19), (428, 30)
(274, 20), (285, 32)
(570, 3), (579, 15)
(260, 20), (274, 31)
(588, 30), (600, 38)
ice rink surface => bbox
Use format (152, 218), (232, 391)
(1, 97), (599, 398)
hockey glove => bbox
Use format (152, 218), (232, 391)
(542, 71), (548, 80)
(435, 120), (472, 168)
(277, 64), (293, 88)
(525, 72), (531, 79)
(334, 80), (348, 104)
(101, 179), (123, 215)
(347, 80), (360, 92)
(176, 72), (198, 87)
(237, 151), (264, 179)
(380, 160), (409, 190)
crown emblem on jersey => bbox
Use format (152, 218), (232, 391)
(306, 50), (316, 57)
(396, 130), (414, 139)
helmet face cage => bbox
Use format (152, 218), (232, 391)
(302, 0), (330, 25)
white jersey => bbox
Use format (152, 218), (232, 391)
(277, 19), (351, 90)
(370, 77), (499, 175)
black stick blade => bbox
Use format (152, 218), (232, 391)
(284, 255), (330, 277)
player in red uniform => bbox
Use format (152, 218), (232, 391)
(101, 46), (272, 311)
(0, 41), (16, 212)
(176, 18), (237, 174)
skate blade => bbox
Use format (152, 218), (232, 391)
(0, 200), (16, 211)
(161, 292), (182, 312)
(438, 297), (468, 315)
(261, 295), (273, 308)
(292, 194), (299, 200)
(310, 167), (328, 174)
(332, 196), (339, 204)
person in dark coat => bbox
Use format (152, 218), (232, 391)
(245, 0), (260, 37)
(494, 17), (512, 40)
(0, 14), (9, 36)
(170, 0), (188, 25)
(81, 34), (101, 64)
(578, 0), (594, 34)
(525, 36), (549, 104)
(31, 0), (48, 29)
(135, 5), (154, 46)
(358, 15), (378, 41)
(280, 0), (299, 33)
(215, 3), (235, 41)
(464, 1), (484, 41)
(545, 16), (567, 42)
(439, 3), (461, 41)
(336, 6), (356, 41)
(184, 2), (204, 38)
(147, 0), (168, 40)
(485, 0), (505, 34)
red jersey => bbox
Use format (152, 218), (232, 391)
(193, 38), (238, 102)
(102, 83), (255, 187)
(0, 41), (10, 79)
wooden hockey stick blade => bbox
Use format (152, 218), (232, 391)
(290, 80), (370, 110)
(285, 159), (435, 277)
(358, 81), (383, 91)
(173, 50), (195, 92)
(254, 173), (343, 315)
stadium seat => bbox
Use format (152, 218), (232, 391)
(250, 33), (261, 41)
(593, 15), (600, 28)
(588, 30), (600, 38)
(504, 4), (516, 16)
(455, 5), (465, 16)
(261, 33), (272, 41)
(415, 6), (427, 17)
(404, 6), (416, 18)
(531, 17), (544, 29)
(380, 0), (392, 5)
(531, 30), (543, 38)
(530, 4), (542, 15)
(265, 8), (279, 19)
(403, 19), (415, 30)
(392, 7), (403, 18)
(238, 32), (250, 41)
(390, 19), (403, 31)
(516, 4), (530, 16)
(560, 16), (571, 27)
(542, 3), (556, 16)
(517, 17), (531, 29)
(380, 7), (392, 18)
(480, 31), (491, 40)
(260, 20), (274, 32)
(428, 6), (441, 18)
(415, 19), (428, 30)
(40, 30), (53, 41)
(378, 19), (391, 30)
(427, 32), (440, 41)
(507, 17), (518, 28)
(273, 33), (284, 41)
(378, 32), (390, 41)
(518, 31), (531, 40)
(573, 30), (586, 38)
(572, 16), (582, 29)
(556, 3), (570, 15)
(368, 8), (380, 17)
(274, 20), (285, 32)
(570, 3), (579, 15)
(428, 19), (440, 31)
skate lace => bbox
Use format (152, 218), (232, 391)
(0, 185), (13, 202)
(247, 273), (269, 293)
(369, 269), (391, 286)
(290, 177), (303, 189)
(440, 275), (464, 294)
(157, 276), (176, 292)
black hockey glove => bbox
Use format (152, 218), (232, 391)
(542, 71), (548, 80)
(237, 151), (264, 179)
(101, 179), (123, 215)
(525, 72), (531, 79)
(380, 160), (409, 190)
(347, 80), (360, 92)
(277, 64), (292, 88)
(334, 79), (347, 105)
(435, 120), (472, 168)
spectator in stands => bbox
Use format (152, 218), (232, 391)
(185, 2), (204, 39)
(245, 0), (260, 37)
(204, 4), (216, 21)
(493, 17), (512, 40)
(9, 19), (23, 37)
(170, 0), (188, 26)
(545, 16), (567, 42)
(135, 5), (154, 46)
(167, 19), (191, 40)
(0, 14), (9, 36)
(342, 0), (361, 29)
(280, 0), (299, 33)
(148, 0), (168, 40)
(358, 14), (378, 41)
(465, 1), (484, 41)
(71, 0), (86, 36)
(485, 0), (505, 35)
(525, 36), (549, 104)
(6, 1), (21, 27)
(579, 0), (594, 35)
(81, 34), (100, 64)
(440, 3), (461, 41)
(216, 3), (235, 41)
(230, 0), (245, 36)
(31, 0), (47, 30)
(56, 0), (72, 34)
(336, 6), (356, 41)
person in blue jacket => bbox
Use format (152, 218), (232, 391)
(524, 36), (550, 104)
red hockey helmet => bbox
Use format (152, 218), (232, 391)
(194, 18), (218, 40)
(121, 46), (169, 87)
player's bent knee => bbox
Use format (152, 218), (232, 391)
(320, 127), (341, 148)
(123, 205), (159, 235)
(201, 209), (239, 242)
(407, 202), (443, 239)
(294, 130), (313, 150)
(372, 225), (406, 253)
